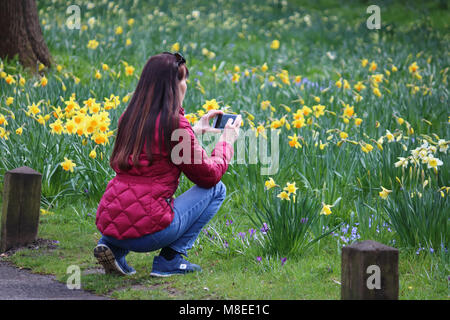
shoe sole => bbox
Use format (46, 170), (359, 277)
(150, 272), (177, 277)
(150, 269), (201, 277)
(94, 244), (128, 276)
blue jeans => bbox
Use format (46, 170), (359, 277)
(98, 181), (226, 259)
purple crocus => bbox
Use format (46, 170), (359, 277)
(238, 232), (246, 240)
(226, 219), (233, 226)
(256, 256), (262, 262)
(300, 218), (308, 224)
(260, 223), (269, 234)
(281, 257), (287, 266)
(248, 228), (256, 238)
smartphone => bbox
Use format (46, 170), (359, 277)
(213, 113), (238, 129)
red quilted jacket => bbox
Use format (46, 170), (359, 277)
(95, 107), (234, 240)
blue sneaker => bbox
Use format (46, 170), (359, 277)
(150, 254), (202, 277)
(93, 244), (136, 276)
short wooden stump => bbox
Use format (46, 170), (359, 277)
(1, 166), (42, 252)
(341, 240), (399, 300)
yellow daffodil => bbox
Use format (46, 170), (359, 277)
(125, 65), (135, 76)
(288, 134), (301, 149)
(270, 39), (280, 50)
(320, 203), (333, 215)
(28, 103), (41, 115)
(49, 119), (64, 135)
(379, 186), (392, 200)
(171, 42), (180, 52)
(277, 191), (290, 201)
(115, 26), (123, 35)
(283, 182), (297, 195)
(312, 104), (325, 118)
(0, 115), (8, 126)
(5, 74), (15, 85)
(373, 87), (382, 97)
(202, 99), (220, 111)
(61, 157), (76, 172)
(87, 39), (99, 50)
(260, 100), (271, 111)
(343, 104), (354, 118)
(292, 118), (305, 129)
(409, 62), (419, 73)
(354, 81), (365, 92)
(339, 131), (348, 140)
(301, 106), (312, 116)
(386, 129), (395, 142)
(261, 63), (268, 72)
(265, 178), (277, 190)
(6, 97), (14, 106)
(255, 124), (266, 138)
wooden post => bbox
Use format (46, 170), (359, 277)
(0, 167), (42, 252)
(341, 240), (399, 300)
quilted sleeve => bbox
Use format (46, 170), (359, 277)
(171, 115), (234, 188)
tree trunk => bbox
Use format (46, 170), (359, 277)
(0, 0), (52, 71)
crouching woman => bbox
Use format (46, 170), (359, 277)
(94, 52), (241, 276)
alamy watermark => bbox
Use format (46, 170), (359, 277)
(66, 5), (81, 30)
(366, 264), (381, 290)
(66, 265), (81, 289)
(170, 128), (280, 176)
(366, 5), (381, 30)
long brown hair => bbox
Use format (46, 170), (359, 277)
(110, 53), (189, 171)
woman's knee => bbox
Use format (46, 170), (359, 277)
(215, 180), (226, 199)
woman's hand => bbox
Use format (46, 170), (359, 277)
(218, 115), (242, 145)
(192, 110), (224, 135)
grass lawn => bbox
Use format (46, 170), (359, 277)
(2, 201), (447, 300)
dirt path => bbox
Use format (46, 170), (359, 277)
(0, 260), (108, 300)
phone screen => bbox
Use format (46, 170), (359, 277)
(213, 114), (238, 129)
